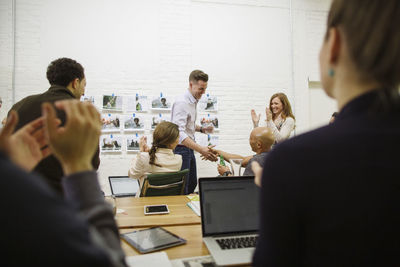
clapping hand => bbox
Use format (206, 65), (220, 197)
(139, 136), (149, 152)
(0, 110), (59, 171)
(43, 100), (101, 175)
(251, 109), (261, 127)
(265, 107), (272, 122)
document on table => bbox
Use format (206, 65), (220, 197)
(171, 255), (216, 267)
(126, 251), (172, 267)
(186, 195), (201, 216)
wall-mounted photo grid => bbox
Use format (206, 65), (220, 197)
(99, 93), (173, 152)
(98, 92), (219, 153)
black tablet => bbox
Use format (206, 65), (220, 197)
(121, 227), (186, 253)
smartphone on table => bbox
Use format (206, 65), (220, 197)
(144, 204), (169, 215)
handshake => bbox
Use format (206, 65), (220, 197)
(199, 146), (218, 162)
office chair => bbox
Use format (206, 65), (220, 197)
(139, 169), (189, 197)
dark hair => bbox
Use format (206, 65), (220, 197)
(46, 58), (85, 87)
(149, 121), (179, 166)
(332, 112), (338, 118)
(269, 93), (295, 121)
(326, 0), (400, 110)
(189, 70), (208, 83)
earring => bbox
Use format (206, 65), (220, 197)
(328, 68), (335, 77)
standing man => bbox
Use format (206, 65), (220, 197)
(8, 57), (100, 194)
(171, 70), (217, 194)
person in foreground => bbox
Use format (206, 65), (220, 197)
(128, 121), (182, 193)
(0, 100), (126, 266)
(253, 0), (400, 266)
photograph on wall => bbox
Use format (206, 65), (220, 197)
(123, 114), (145, 131)
(100, 134), (122, 152)
(102, 95), (123, 111)
(151, 114), (169, 129)
(126, 133), (142, 152)
(199, 114), (219, 131)
(101, 113), (121, 132)
(80, 95), (95, 104)
(126, 94), (148, 112)
(197, 133), (219, 147)
(198, 94), (218, 112)
(151, 93), (171, 110)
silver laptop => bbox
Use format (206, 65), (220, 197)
(199, 176), (260, 266)
(108, 176), (140, 197)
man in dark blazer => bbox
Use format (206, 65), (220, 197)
(9, 58), (100, 194)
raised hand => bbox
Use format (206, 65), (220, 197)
(42, 100), (101, 175)
(265, 107), (273, 122)
(139, 136), (149, 152)
(0, 111), (58, 171)
(251, 109), (261, 127)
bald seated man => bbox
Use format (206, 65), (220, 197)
(212, 127), (274, 176)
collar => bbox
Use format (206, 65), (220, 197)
(336, 90), (381, 121)
(156, 148), (174, 155)
(48, 84), (76, 98)
(185, 89), (198, 104)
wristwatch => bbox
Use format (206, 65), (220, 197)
(223, 171), (232, 176)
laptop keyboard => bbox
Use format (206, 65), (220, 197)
(216, 236), (258, 250)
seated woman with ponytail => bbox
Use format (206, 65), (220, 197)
(128, 121), (182, 194)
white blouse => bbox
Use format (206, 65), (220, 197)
(128, 148), (182, 195)
(266, 115), (295, 143)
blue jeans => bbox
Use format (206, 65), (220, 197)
(174, 146), (197, 194)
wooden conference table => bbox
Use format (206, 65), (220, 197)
(115, 195), (208, 259)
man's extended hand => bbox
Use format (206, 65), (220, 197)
(0, 111), (57, 171)
(43, 100), (101, 175)
(199, 145), (218, 162)
(139, 136), (149, 152)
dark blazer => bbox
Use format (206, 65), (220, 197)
(9, 85), (100, 194)
(253, 91), (400, 266)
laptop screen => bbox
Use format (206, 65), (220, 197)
(109, 176), (139, 197)
(199, 176), (260, 237)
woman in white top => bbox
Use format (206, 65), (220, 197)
(251, 93), (295, 143)
(128, 121), (182, 193)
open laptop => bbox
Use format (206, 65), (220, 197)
(199, 176), (260, 266)
(108, 176), (140, 197)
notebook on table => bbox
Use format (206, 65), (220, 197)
(198, 176), (260, 266)
(108, 176), (140, 197)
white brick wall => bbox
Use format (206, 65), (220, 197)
(0, 0), (334, 194)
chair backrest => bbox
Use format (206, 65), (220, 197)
(139, 169), (189, 197)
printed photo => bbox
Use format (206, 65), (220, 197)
(151, 114), (169, 129)
(102, 95), (123, 111)
(126, 134), (142, 152)
(100, 135), (122, 152)
(199, 114), (219, 131)
(196, 133), (219, 147)
(80, 95), (95, 104)
(126, 95), (148, 112)
(101, 114), (121, 132)
(124, 114), (145, 131)
(151, 95), (171, 110)
(199, 94), (218, 112)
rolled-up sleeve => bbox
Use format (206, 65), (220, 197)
(171, 101), (189, 143)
